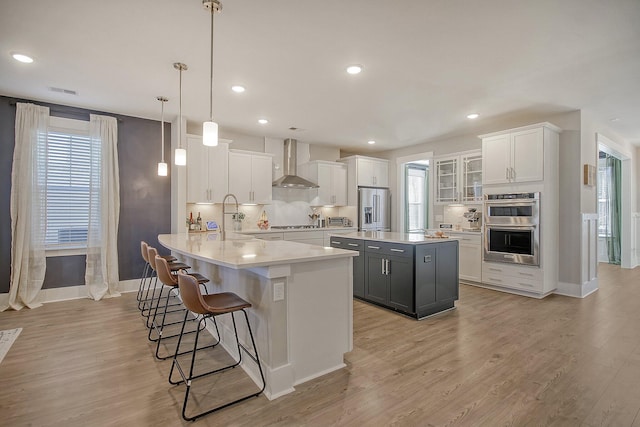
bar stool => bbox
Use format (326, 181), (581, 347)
(144, 246), (191, 328)
(151, 255), (213, 360)
(169, 273), (266, 421)
(138, 241), (177, 310)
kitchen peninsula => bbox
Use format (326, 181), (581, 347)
(330, 231), (459, 319)
(158, 232), (357, 400)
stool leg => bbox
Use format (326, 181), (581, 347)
(136, 262), (149, 303)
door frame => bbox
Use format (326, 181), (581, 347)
(396, 151), (434, 234)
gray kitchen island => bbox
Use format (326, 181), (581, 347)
(329, 231), (459, 319)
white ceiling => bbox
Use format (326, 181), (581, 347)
(1, 0), (639, 151)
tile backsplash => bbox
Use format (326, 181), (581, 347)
(441, 204), (482, 230)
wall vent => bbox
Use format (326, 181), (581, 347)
(49, 86), (78, 95)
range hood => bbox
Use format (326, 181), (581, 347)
(272, 139), (319, 188)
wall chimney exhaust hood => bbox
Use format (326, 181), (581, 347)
(272, 138), (319, 188)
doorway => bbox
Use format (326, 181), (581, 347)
(405, 162), (429, 232)
(597, 150), (622, 264)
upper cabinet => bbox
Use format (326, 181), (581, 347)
(186, 135), (229, 203)
(434, 151), (482, 204)
(300, 160), (348, 206)
(228, 150), (273, 204)
(339, 155), (390, 205)
(481, 124), (560, 185)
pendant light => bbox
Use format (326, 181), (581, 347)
(174, 62), (188, 166)
(202, 0), (222, 147)
(157, 96), (169, 176)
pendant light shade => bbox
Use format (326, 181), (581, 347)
(203, 0), (221, 147)
(157, 96), (169, 176)
(203, 120), (218, 146)
(174, 62), (188, 166)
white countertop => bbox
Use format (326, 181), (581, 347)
(239, 226), (357, 234)
(330, 231), (462, 245)
(158, 232), (357, 269)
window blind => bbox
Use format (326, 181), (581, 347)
(42, 130), (98, 248)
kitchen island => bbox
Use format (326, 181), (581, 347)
(158, 232), (357, 400)
(329, 231), (459, 319)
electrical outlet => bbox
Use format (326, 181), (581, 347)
(273, 282), (285, 301)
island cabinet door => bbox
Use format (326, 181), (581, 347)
(365, 252), (388, 305)
(436, 241), (459, 301)
(353, 250), (365, 298)
(387, 254), (414, 313)
(415, 246), (437, 309)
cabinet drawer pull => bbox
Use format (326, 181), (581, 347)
(518, 272), (534, 277)
(348, 243), (359, 247)
(390, 248), (405, 253)
(368, 245), (381, 249)
(331, 241), (341, 245)
(518, 282), (533, 287)
(488, 268), (501, 272)
(488, 277), (502, 282)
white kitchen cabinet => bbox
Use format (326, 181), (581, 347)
(186, 135), (228, 203)
(339, 155), (389, 205)
(434, 151), (482, 204)
(300, 161), (348, 206)
(482, 126), (547, 185)
(449, 232), (482, 282)
(228, 150), (273, 204)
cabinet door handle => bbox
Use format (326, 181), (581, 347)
(368, 245), (380, 249)
(390, 248), (405, 253)
(348, 243), (359, 247)
(381, 259), (386, 275)
(511, 168), (516, 181)
(386, 259), (390, 275)
(506, 168), (510, 180)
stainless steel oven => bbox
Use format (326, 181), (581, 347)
(484, 192), (540, 266)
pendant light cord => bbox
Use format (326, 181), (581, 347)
(160, 99), (165, 162)
(179, 66), (183, 149)
(209, 6), (214, 122)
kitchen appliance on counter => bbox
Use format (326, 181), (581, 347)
(358, 187), (390, 231)
(327, 217), (353, 227)
(484, 192), (540, 266)
(463, 208), (482, 231)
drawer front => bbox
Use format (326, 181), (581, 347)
(329, 237), (363, 251)
(364, 241), (413, 258)
(283, 230), (324, 240)
(451, 233), (481, 245)
(482, 262), (542, 281)
(251, 232), (284, 241)
(482, 274), (543, 292)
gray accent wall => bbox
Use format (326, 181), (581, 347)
(0, 96), (172, 293)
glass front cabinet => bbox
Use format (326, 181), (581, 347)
(434, 151), (482, 204)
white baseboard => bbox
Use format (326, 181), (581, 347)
(555, 279), (599, 298)
(1, 278), (145, 307)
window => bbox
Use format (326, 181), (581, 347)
(597, 157), (611, 237)
(405, 163), (428, 232)
(41, 117), (98, 251)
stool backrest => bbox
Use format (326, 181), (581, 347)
(147, 246), (159, 271)
(155, 255), (178, 286)
(177, 272), (209, 315)
(141, 241), (149, 262)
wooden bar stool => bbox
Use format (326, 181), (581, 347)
(169, 273), (266, 421)
(152, 255), (213, 360)
(138, 241), (177, 310)
(143, 246), (191, 328)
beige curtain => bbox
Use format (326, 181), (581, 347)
(85, 114), (120, 300)
(3, 103), (49, 311)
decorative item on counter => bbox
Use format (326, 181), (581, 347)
(309, 208), (319, 225)
(232, 211), (245, 231)
(424, 229), (449, 238)
(257, 210), (269, 230)
(196, 212), (203, 231)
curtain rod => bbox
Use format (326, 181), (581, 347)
(7, 99), (124, 122)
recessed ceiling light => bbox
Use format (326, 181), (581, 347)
(12, 53), (34, 63)
(610, 117), (620, 122)
(346, 65), (363, 75)
(231, 85), (245, 93)
(367, 140), (376, 145)
(466, 113), (479, 119)
(258, 119), (268, 125)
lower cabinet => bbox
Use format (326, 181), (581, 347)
(415, 242), (459, 318)
(364, 243), (415, 313)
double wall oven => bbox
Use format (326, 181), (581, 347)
(483, 192), (540, 266)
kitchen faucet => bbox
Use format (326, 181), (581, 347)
(220, 193), (239, 241)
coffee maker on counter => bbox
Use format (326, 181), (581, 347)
(463, 208), (482, 230)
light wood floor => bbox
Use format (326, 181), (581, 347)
(1, 263), (640, 426)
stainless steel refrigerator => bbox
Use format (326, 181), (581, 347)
(358, 187), (391, 231)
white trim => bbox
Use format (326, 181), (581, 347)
(0, 279), (141, 307)
(555, 279), (599, 298)
(479, 122), (562, 139)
